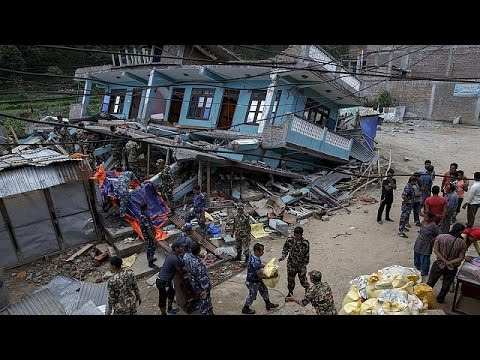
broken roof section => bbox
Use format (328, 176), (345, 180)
(0, 148), (91, 198)
(0, 148), (74, 171)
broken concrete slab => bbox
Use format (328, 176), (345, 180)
(269, 218), (288, 232)
(130, 251), (166, 279)
(146, 271), (160, 286)
(114, 237), (145, 258)
(281, 188), (309, 205)
(104, 226), (136, 244)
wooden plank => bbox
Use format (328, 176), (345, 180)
(98, 120), (127, 126)
(169, 214), (228, 260)
(66, 243), (93, 262)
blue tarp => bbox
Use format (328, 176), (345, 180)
(359, 115), (379, 150)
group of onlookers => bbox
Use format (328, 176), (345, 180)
(377, 160), (480, 304)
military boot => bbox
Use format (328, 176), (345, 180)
(242, 305), (255, 314)
(235, 250), (242, 261)
(266, 302), (279, 310)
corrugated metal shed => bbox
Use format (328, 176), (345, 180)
(0, 160), (91, 198)
(4, 288), (66, 315)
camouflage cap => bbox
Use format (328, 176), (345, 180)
(308, 270), (322, 282)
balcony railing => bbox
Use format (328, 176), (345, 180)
(112, 46), (158, 67)
(262, 113), (352, 161)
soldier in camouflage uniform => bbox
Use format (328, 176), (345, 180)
(187, 185), (206, 230)
(279, 226), (310, 297)
(398, 176), (417, 238)
(138, 203), (157, 268)
(156, 159), (174, 205)
(76, 122), (97, 169)
(114, 171), (139, 219)
(286, 270), (337, 315)
(58, 125), (74, 154)
(106, 256), (141, 315)
(126, 140), (142, 180)
(242, 243), (279, 314)
(232, 203), (251, 263)
(110, 125), (125, 169)
(183, 241), (214, 315)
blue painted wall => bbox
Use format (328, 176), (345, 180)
(163, 81), (342, 134)
(179, 86), (224, 128)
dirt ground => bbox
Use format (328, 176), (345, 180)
(3, 119), (480, 315)
(208, 119), (480, 315)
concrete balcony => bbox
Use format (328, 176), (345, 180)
(262, 113), (352, 162)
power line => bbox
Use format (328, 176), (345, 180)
(0, 111), (471, 181)
(36, 45), (219, 63)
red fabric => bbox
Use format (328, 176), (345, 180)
(425, 195), (447, 216)
(464, 228), (480, 240)
(91, 164), (107, 187)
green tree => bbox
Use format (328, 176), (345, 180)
(377, 90), (397, 107)
(0, 45), (25, 70)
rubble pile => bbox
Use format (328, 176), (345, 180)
(10, 243), (111, 288)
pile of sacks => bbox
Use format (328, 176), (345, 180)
(340, 265), (437, 315)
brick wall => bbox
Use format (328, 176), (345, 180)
(354, 45), (480, 124)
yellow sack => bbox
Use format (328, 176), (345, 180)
(263, 258), (280, 288)
(392, 273), (409, 288)
(342, 285), (361, 307)
(413, 283), (437, 309)
(368, 273), (393, 290)
(366, 284), (384, 299)
(397, 280), (414, 295)
(204, 211), (214, 222)
(339, 299), (362, 315)
(360, 298), (379, 315)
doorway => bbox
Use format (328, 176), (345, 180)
(168, 88), (185, 124)
(129, 90), (142, 119)
(218, 89), (240, 129)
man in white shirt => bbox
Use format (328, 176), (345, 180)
(463, 172), (480, 228)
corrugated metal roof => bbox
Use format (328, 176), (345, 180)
(5, 288), (66, 315)
(76, 281), (108, 309)
(71, 300), (103, 315)
(0, 148), (74, 171)
(0, 161), (91, 198)
(312, 171), (350, 191)
(38, 275), (81, 315)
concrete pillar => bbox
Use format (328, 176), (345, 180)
(123, 87), (133, 119)
(137, 89), (147, 120)
(141, 68), (158, 122)
(257, 70), (279, 134)
(81, 80), (92, 117)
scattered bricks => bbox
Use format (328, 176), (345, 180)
(94, 252), (109, 262)
(16, 271), (27, 280)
